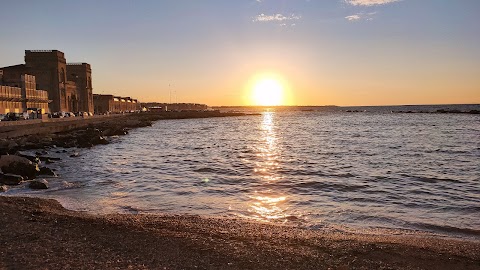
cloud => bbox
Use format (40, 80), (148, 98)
(253, 13), (301, 23)
(345, 15), (361, 21)
(345, 0), (401, 6)
(345, 12), (377, 21)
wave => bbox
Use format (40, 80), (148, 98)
(291, 181), (369, 192)
(400, 174), (462, 184)
(409, 221), (480, 238)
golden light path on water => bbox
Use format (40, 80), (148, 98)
(247, 112), (291, 222)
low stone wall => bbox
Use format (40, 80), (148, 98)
(0, 114), (125, 139)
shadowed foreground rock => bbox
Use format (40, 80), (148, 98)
(0, 196), (479, 270)
(0, 155), (39, 179)
(28, 179), (49, 189)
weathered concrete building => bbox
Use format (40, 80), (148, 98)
(0, 50), (93, 113)
(93, 94), (140, 114)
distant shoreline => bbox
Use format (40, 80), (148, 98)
(212, 103), (480, 108)
(1, 196), (479, 269)
(213, 104), (480, 114)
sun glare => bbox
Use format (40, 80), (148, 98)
(251, 78), (284, 106)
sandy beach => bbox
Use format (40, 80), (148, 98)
(0, 196), (479, 270)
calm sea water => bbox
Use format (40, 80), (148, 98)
(8, 105), (480, 239)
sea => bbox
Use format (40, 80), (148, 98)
(6, 104), (480, 240)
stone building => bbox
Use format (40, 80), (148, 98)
(0, 73), (49, 114)
(0, 50), (93, 113)
(93, 94), (140, 114)
(67, 63), (93, 112)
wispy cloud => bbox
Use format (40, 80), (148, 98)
(345, 12), (377, 21)
(345, 0), (401, 6)
(345, 15), (361, 21)
(253, 13), (301, 23)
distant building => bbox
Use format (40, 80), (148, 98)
(142, 102), (208, 111)
(93, 94), (140, 114)
(0, 50), (94, 113)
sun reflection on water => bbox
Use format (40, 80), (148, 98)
(247, 112), (292, 222)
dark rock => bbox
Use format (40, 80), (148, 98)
(0, 155), (39, 180)
(7, 141), (19, 153)
(45, 159), (54, 164)
(0, 173), (24, 185)
(17, 153), (40, 164)
(91, 135), (109, 145)
(37, 167), (57, 177)
(103, 128), (129, 136)
(29, 179), (49, 189)
(22, 142), (39, 150)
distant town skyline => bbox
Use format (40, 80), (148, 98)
(1, 0), (479, 106)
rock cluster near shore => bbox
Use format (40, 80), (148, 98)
(0, 115), (154, 153)
(0, 154), (57, 191)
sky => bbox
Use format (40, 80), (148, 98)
(0, 0), (479, 106)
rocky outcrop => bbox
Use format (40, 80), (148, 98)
(0, 155), (39, 180)
(37, 167), (57, 177)
(0, 173), (24, 185)
(29, 179), (49, 189)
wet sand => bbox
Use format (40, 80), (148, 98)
(1, 196), (479, 269)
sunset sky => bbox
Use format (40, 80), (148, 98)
(1, 0), (479, 106)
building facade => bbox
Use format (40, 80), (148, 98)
(93, 94), (140, 114)
(0, 73), (49, 114)
(67, 63), (93, 112)
(0, 50), (94, 113)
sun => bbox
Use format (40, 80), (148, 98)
(251, 78), (284, 106)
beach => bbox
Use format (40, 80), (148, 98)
(1, 196), (479, 269)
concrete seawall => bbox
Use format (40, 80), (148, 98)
(0, 114), (125, 139)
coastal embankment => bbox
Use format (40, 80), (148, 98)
(0, 110), (252, 189)
(0, 111), (250, 152)
(0, 111), (249, 140)
(1, 196), (479, 269)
